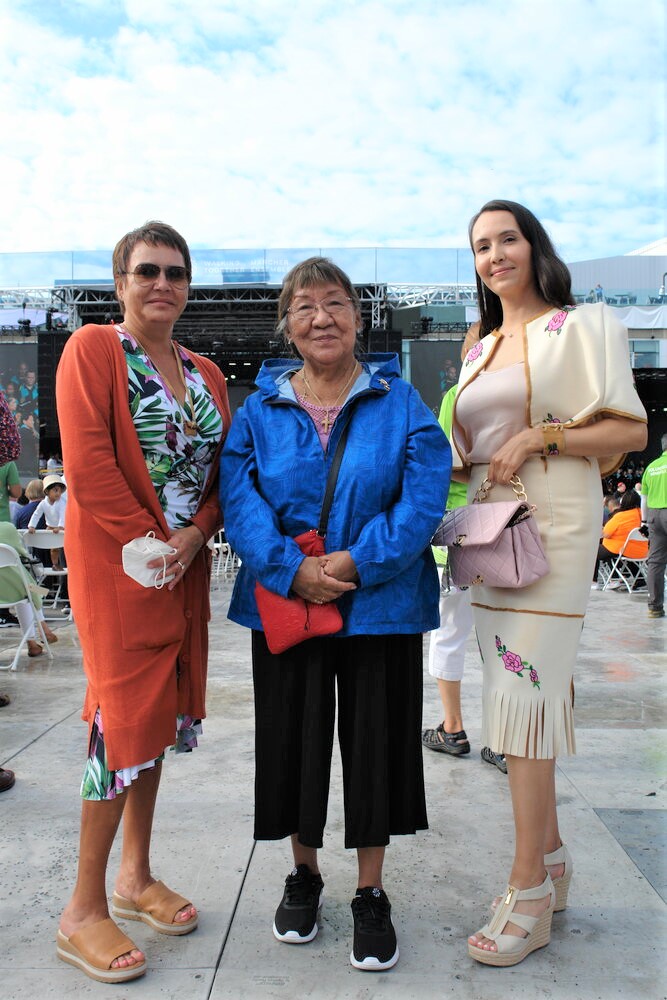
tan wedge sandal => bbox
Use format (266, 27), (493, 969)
(469, 874), (556, 967)
(491, 842), (573, 914)
(112, 881), (198, 936)
(545, 843), (572, 911)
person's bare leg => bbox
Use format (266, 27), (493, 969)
(38, 613), (58, 644)
(490, 758), (564, 910)
(114, 763), (196, 925)
(438, 678), (464, 734)
(357, 846), (385, 889)
(544, 759), (565, 879)
(60, 795), (144, 969)
(469, 756), (554, 952)
(291, 833), (320, 874)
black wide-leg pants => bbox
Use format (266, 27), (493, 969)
(252, 631), (428, 849)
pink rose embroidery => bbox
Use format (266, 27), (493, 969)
(545, 307), (575, 337)
(494, 635), (541, 689)
(547, 310), (568, 331)
(542, 414), (575, 428)
(465, 341), (483, 365)
(502, 650), (523, 673)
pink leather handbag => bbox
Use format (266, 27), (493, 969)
(432, 476), (549, 589)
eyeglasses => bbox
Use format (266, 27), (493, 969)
(288, 296), (353, 324)
(121, 263), (189, 288)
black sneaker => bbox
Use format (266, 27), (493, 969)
(272, 864), (324, 944)
(350, 886), (399, 971)
(481, 746), (508, 774)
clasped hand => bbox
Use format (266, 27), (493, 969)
(292, 550), (358, 604)
(146, 524), (204, 592)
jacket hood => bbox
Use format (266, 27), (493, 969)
(255, 353), (401, 401)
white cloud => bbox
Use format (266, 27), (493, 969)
(0, 0), (663, 269)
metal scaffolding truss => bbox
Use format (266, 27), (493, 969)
(0, 281), (478, 331)
(386, 284), (478, 308)
(0, 282), (390, 329)
(0, 286), (75, 332)
(0, 287), (66, 308)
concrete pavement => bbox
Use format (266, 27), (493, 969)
(0, 578), (665, 999)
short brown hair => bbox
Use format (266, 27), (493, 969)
(112, 221), (192, 282)
(277, 257), (361, 334)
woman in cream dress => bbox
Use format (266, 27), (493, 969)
(450, 200), (647, 967)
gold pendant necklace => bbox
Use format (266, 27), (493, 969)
(123, 328), (198, 436)
(300, 361), (359, 432)
(169, 342), (199, 436)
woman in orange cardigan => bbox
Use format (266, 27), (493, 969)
(55, 222), (230, 984)
(593, 488), (647, 585)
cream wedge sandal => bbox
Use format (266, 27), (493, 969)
(469, 874), (556, 967)
(491, 843), (573, 915)
(545, 843), (572, 912)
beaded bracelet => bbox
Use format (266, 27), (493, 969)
(542, 423), (566, 457)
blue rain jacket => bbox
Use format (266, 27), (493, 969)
(219, 354), (451, 636)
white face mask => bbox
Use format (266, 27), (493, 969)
(122, 532), (177, 589)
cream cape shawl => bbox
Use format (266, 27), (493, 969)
(451, 303), (647, 477)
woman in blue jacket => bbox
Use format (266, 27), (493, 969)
(220, 257), (450, 973)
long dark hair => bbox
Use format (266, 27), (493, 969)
(619, 489), (641, 511)
(468, 200), (574, 337)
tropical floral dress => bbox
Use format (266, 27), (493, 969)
(80, 328), (224, 800)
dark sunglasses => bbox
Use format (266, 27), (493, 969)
(121, 263), (189, 288)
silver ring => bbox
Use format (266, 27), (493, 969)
(177, 560), (185, 571)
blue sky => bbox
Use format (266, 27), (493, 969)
(0, 0), (664, 267)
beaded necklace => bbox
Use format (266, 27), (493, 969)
(298, 361), (359, 432)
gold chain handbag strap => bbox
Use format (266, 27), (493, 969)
(474, 474), (528, 504)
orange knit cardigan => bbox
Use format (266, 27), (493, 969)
(56, 324), (231, 769)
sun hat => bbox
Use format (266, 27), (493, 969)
(42, 474), (66, 492)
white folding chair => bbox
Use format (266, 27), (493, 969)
(224, 544), (241, 574)
(0, 543), (53, 671)
(600, 528), (649, 593)
(211, 529), (226, 582)
(206, 529), (239, 578)
(23, 529), (69, 609)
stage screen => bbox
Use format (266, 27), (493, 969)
(409, 340), (464, 417)
(0, 343), (40, 478)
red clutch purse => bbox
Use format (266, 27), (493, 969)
(254, 529), (343, 654)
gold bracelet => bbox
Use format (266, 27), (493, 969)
(542, 423), (565, 457)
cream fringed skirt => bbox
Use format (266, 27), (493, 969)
(468, 456), (602, 759)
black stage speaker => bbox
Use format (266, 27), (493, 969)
(37, 332), (70, 446)
(366, 327), (402, 358)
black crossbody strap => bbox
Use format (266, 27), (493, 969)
(317, 420), (351, 537)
